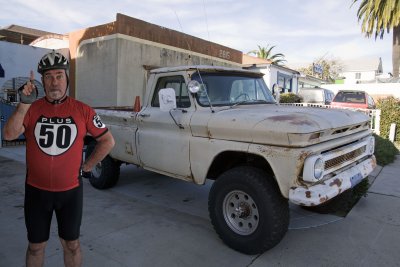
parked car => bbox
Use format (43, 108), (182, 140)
(331, 90), (376, 109)
(298, 87), (334, 105)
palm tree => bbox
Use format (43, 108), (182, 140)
(247, 45), (287, 65)
(352, 0), (400, 77)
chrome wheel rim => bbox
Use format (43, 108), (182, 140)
(223, 190), (259, 235)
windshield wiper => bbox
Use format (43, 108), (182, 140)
(230, 99), (273, 108)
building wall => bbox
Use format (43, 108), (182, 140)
(248, 65), (299, 94)
(76, 34), (241, 107)
(68, 13), (243, 101)
(342, 70), (377, 84)
(0, 42), (51, 100)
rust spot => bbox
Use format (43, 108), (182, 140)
(257, 145), (268, 153)
(320, 196), (329, 203)
(305, 191), (311, 198)
(329, 178), (342, 187)
(207, 129), (212, 138)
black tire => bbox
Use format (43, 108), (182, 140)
(208, 166), (289, 255)
(85, 143), (120, 189)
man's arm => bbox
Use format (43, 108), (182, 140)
(3, 71), (37, 140)
(82, 131), (115, 172)
(3, 103), (30, 140)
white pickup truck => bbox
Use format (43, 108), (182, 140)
(85, 65), (376, 254)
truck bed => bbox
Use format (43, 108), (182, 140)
(94, 106), (135, 111)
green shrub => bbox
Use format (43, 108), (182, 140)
(374, 134), (399, 166)
(377, 96), (400, 142)
(279, 93), (302, 103)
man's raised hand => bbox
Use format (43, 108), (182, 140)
(19, 70), (38, 104)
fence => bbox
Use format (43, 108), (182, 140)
(0, 99), (23, 148)
(280, 103), (381, 135)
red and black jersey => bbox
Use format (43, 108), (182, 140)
(23, 97), (108, 191)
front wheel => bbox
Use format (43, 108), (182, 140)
(208, 166), (289, 255)
(85, 143), (120, 189)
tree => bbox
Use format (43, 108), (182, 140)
(247, 45), (287, 65)
(352, 0), (400, 77)
(296, 55), (343, 82)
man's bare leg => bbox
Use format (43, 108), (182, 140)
(26, 241), (47, 267)
(60, 238), (82, 267)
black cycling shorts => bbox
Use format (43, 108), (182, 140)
(24, 180), (83, 243)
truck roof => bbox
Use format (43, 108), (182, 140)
(150, 65), (264, 76)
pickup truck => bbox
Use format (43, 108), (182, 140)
(85, 65), (376, 255)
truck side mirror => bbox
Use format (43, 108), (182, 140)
(159, 88), (177, 111)
(275, 90), (281, 103)
(272, 84), (281, 103)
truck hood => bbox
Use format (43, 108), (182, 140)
(191, 105), (370, 147)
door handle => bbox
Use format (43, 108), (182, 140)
(139, 113), (150, 118)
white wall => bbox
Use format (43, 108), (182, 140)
(254, 65), (299, 94)
(0, 42), (51, 99)
(342, 70), (376, 84)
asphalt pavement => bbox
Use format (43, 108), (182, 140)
(0, 144), (399, 267)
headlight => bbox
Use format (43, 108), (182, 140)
(314, 158), (325, 179)
(187, 80), (201, 93)
(368, 136), (375, 155)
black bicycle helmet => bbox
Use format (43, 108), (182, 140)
(37, 50), (69, 74)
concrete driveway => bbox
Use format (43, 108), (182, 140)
(1, 146), (399, 266)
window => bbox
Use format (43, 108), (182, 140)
(151, 76), (190, 108)
(277, 72), (292, 92)
(355, 73), (361, 79)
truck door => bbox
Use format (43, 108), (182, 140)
(137, 75), (194, 180)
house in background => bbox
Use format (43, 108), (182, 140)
(242, 54), (299, 94)
(339, 57), (383, 84)
(323, 57), (400, 100)
(0, 25), (56, 45)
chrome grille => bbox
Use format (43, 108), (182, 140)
(324, 146), (366, 170)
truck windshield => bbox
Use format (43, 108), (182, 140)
(191, 72), (276, 107)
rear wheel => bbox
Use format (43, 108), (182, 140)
(85, 143), (120, 189)
(208, 166), (289, 254)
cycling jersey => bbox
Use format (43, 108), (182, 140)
(23, 97), (108, 191)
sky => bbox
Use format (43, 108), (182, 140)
(0, 0), (393, 73)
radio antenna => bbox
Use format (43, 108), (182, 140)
(172, 6), (215, 113)
(202, 0), (211, 41)
(173, 10), (192, 53)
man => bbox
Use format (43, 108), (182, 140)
(3, 50), (115, 267)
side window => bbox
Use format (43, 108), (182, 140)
(151, 76), (190, 108)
